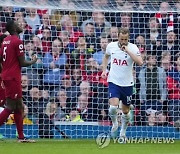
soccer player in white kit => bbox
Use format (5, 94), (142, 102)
(101, 27), (143, 140)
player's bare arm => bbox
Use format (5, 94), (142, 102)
(122, 45), (143, 66)
(18, 54), (37, 67)
(101, 53), (110, 79)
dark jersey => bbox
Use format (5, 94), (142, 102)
(0, 35), (24, 81)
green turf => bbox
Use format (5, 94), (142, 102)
(0, 139), (180, 154)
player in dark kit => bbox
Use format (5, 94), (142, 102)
(0, 20), (37, 143)
(0, 33), (7, 107)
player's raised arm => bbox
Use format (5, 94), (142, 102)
(122, 45), (143, 66)
(18, 54), (37, 67)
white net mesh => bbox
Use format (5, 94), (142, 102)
(0, 0), (179, 139)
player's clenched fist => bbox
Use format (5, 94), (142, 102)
(121, 45), (129, 53)
(31, 54), (38, 64)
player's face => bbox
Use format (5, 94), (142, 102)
(14, 21), (23, 34)
(118, 33), (129, 46)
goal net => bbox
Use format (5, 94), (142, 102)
(0, 0), (179, 140)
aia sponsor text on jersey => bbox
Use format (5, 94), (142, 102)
(113, 58), (128, 66)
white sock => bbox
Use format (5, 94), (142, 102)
(109, 105), (118, 124)
(120, 112), (130, 136)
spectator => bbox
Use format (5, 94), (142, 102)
(60, 14), (83, 43)
(146, 109), (167, 126)
(76, 94), (95, 121)
(36, 13), (57, 39)
(78, 81), (102, 114)
(41, 90), (50, 107)
(157, 31), (179, 63)
(79, 81), (91, 97)
(118, 13), (140, 42)
(25, 7), (41, 33)
(160, 51), (172, 73)
(32, 35), (43, 54)
(145, 17), (162, 51)
(21, 74), (31, 101)
(70, 36), (94, 70)
(138, 53), (167, 125)
(22, 41), (43, 86)
(83, 22), (97, 51)
(135, 34), (146, 53)
(17, 17), (32, 41)
(51, 5), (79, 31)
(98, 106), (109, 122)
(27, 87), (45, 123)
(41, 27), (52, 53)
(13, 9), (25, 21)
(60, 75), (79, 99)
(93, 36), (109, 65)
(94, 12), (111, 37)
(155, 2), (175, 35)
(55, 90), (71, 120)
(81, 11), (111, 37)
(82, 57), (102, 84)
(45, 98), (64, 122)
(109, 26), (118, 42)
(59, 30), (75, 53)
(71, 65), (82, 87)
(43, 38), (67, 90)
(68, 110), (84, 122)
(167, 54), (180, 123)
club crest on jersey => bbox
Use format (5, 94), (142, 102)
(113, 58), (128, 66)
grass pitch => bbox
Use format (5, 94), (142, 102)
(0, 139), (180, 154)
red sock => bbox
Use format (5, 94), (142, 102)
(14, 109), (24, 139)
(0, 108), (12, 125)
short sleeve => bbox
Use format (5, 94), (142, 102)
(106, 43), (111, 55)
(15, 39), (24, 57)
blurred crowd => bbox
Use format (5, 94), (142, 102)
(0, 0), (179, 128)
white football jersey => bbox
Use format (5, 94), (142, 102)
(106, 41), (140, 86)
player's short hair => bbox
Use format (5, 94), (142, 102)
(118, 27), (130, 36)
(6, 20), (15, 35)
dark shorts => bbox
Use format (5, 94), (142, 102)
(108, 82), (133, 106)
(3, 79), (22, 100)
